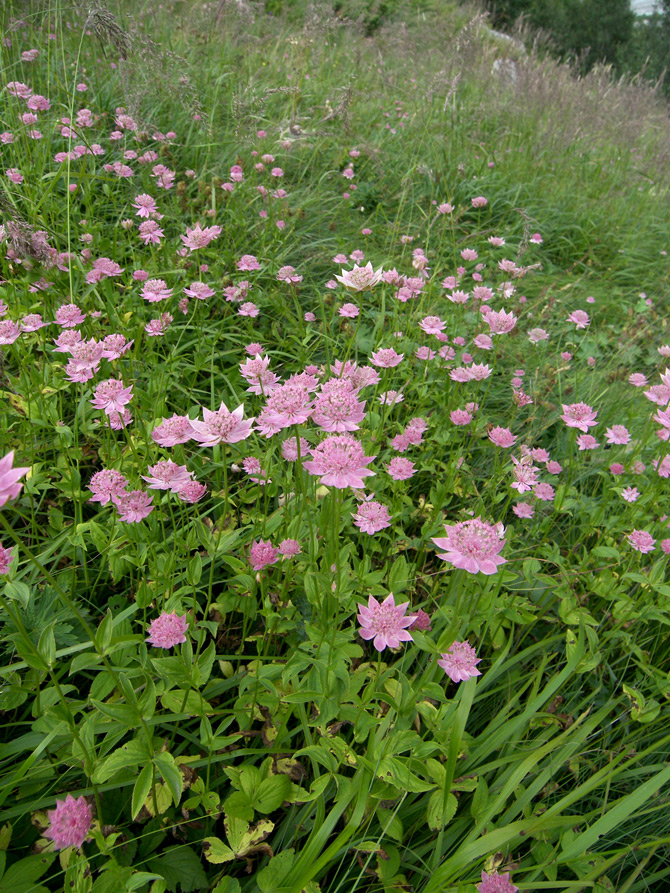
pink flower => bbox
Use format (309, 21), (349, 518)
(610, 463), (625, 475)
(605, 425), (630, 445)
(451, 409), (472, 426)
(561, 402), (598, 432)
(239, 356), (280, 396)
(621, 487), (640, 503)
(486, 308), (517, 334)
(256, 383), (314, 437)
(113, 490), (154, 523)
(132, 194), (161, 218)
(386, 457), (416, 480)
(151, 414), (195, 447)
(627, 530), (655, 553)
(304, 434), (375, 489)
(88, 469), (128, 505)
(238, 301), (259, 317)
(335, 262), (383, 291)
(146, 612), (189, 648)
(0, 451), (30, 508)
(370, 347), (403, 368)
(142, 460), (193, 492)
(249, 539), (280, 570)
(528, 327), (549, 344)
(277, 265), (303, 284)
(513, 502), (534, 518)
(141, 279), (173, 302)
(339, 303), (359, 318)
(45, 795), (92, 850)
(237, 254), (261, 271)
(379, 390), (404, 406)
(576, 434), (599, 450)
(312, 379), (366, 433)
(352, 500), (391, 534)
(408, 608), (432, 631)
(357, 593), (416, 651)
(279, 539), (301, 557)
(0, 321), (21, 345)
(432, 517), (506, 575)
(191, 403), (254, 446)
(477, 870), (519, 893)
(183, 281), (215, 301)
(546, 460), (562, 474)
(6, 168), (23, 184)
(488, 426), (517, 448)
(567, 310), (590, 329)
(177, 481), (207, 503)
(102, 333), (133, 359)
(438, 640), (482, 682)
(471, 196), (487, 208)
(55, 303), (86, 327)
(90, 379), (133, 416)
(419, 315), (446, 335)
(138, 220), (164, 244)
(145, 314), (173, 336)
(181, 224), (222, 251)
(533, 482), (555, 502)
(0, 542), (13, 574)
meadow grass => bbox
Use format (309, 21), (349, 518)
(0, 1), (669, 891)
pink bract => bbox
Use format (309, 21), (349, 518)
(146, 612), (189, 648)
(432, 517), (506, 575)
(304, 435), (375, 489)
(438, 640), (482, 683)
(357, 593), (416, 651)
(0, 451), (30, 508)
(45, 794), (92, 850)
(191, 403), (254, 446)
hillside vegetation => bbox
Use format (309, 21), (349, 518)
(0, 1), (669, 891)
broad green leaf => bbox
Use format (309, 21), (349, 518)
(426, 790), (458, 831)
(154, 752), (183, 806)
(255, 775), (292, 813)
(92, 739), (148, 784)
(145, 846), (208, 893)
(202, 837), (235, 864)
(132, 763), (154, 820)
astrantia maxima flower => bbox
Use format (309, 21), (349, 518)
(311, 379), (366, 433)
(45, 795), (92, 850)
(386, 457), (416, 480)
(370, 347), (403, 368)
(142, 460), (193, 492)
(146, 612), (188, 648)
(0, 451), (30, 508)
(102, 333), (133, 359)
(88, 469), (128, 505)
(191, 402), (254, 446)
(419, 315), (446, 336)
(576, 434), (599, 450)
(141, 279), (173, 303)
(55, 303), (86, 327)
(352, 500), (391, 534)
(438, 641), (482, 682)
(335, 262), (383, 291)
(567, 310), (590, 329)
(476, 870), (519, 893)
(183, 281), (215, 300)
(561, 402), (597, 432)
(151, 414), (195, 447)
(0, 542), (14, 574)
(176, 481), (207, 503)
(605, 424), (631, 444)
(90, 379), (133, 416)
(487, 308), (517, 335)
(357, 593), (416, 651)
(0, 321), (20, 345)
(627, 530), (655, 553)
(249, 539), (279, 571)
(256, 383), (313, 437)
(432, 517), (506, 575)
(113, 490), (154, 523)
(488, 426), (517, 448)
(304, 434), (375, 489)
(237, 254), (261, 271)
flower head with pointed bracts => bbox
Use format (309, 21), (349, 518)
(432, 517), (506, 575)
(357, 593), (416, 651)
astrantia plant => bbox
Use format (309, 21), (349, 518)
(1, 5), (670, 892)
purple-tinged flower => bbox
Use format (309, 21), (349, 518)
(357, 593), (416, 651)
(476, 870), (518, 893)
(438, 641), (482, 683)
(113, 490), (154, 523)
(91, 379), (133, 416)
(432, 518), (506, 575)
(151, 415), (195, 447)
(249, 539), (280, 571)
(627, 530), (656, 553)
(0, 542), (14, 574)
(142, 460), (193, 492)
(304, 435), (375, 489)
(88, 469), (128, 505)
(191, 403), (254, 446)
(45, 795), (92, 850)
(0, 451), (29, 508)
(146, 612), (188, 648)
(352, 500), (391, 534)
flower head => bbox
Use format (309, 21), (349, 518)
(335, 262), (383, 291)
(191, 403), (254, 446)
(113, 490), (154, 523)
(357, 593), (416, 651)
(438, 641), (482, 683)
(88, 469), (128, 505)
(628, 530), (656, 553)
(561, 402), (597, 433)
(151, 414), (195, 447)
(304, 435), (375, 489)
(476, 870), (519, 893)
(45, 795), (92, 850)
(249, 539), (280, 571)
(352, 500), (391, 534)
(146, 612), (189, 648)
(432, 517), (506, 575)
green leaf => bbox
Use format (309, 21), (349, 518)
(3, 581), (30, 608)
(91, 865), (134, 893)
(211, 879), (241, 893)
(160, 690), (212, 716)
(93, 739), (148, 784)
(132, 763), (154, 820)
(256, 849), (296, 892)
(154, 752), (183, 806)
(255, 775), (292, 813)
(202, 837), (235, 865)
(387, 555), (409, 593)
(426, 790), (458, 831)
(0, 854), (55, 893)
(125, 873), (166, 892)
(145, 846), (208, 893)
